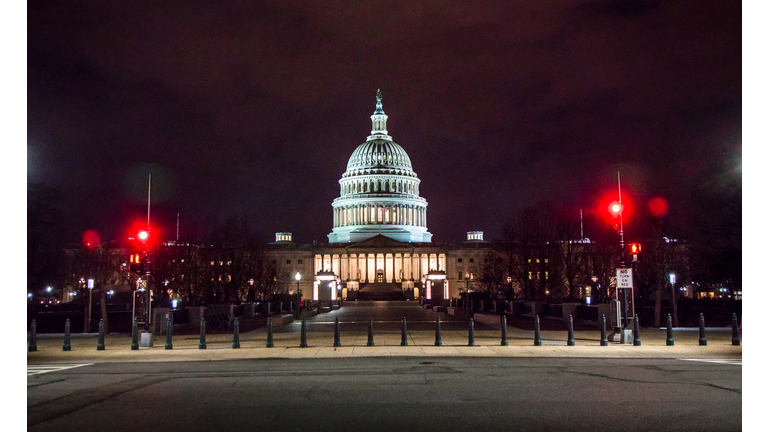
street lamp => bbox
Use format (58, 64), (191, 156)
(465, 272), (471, 318)
(46, 286), (52, 305)
(87, 279), (94, 332)
(295, 272), (301, 296)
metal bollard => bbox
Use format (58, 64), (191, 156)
(97, 319), (105, 351)
(401, 317), (408, 346)
(501, 315), (508, 346)
(199, 318), (207, 349)
(367, 317), (375, 347)
(600, 314), (608, 346)
(699, 313), (707, 346)
(131, 318), (139, 350)
(468, 318), (475, 346)
(435, 317), (442, 346)
(666, 314), (674, 346)
(300, 319), (308, 348)
(232, 317), (240, 349)
(29, 320), (37, 352)
(567, 315), (575, 346)
(63, 319), (71, 351)
(266, 317), (274, 348)
(534, 315), (541, 346)
(731, 313), (740, 346)
(334, 317), (341, 347)
(165, 313), (173, 350)
(633, 315), (641, 346)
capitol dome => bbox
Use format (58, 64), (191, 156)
(328, 90), (432, 243)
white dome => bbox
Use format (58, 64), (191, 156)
(328, 90), (432, 244)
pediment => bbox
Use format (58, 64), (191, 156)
(347, 234), (413, 250)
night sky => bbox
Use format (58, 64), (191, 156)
(26, 1), (743, 245)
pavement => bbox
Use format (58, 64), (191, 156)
(27, 302), (742, 363)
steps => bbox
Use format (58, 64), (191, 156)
(357, 283), (405, 300)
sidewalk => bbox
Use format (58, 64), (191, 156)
(27, 325), (742, 364)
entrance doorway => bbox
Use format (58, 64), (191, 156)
(376, 270), (384, 283)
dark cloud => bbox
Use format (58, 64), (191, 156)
(27, 0), (741, 244)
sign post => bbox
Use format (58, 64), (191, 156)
(616, 267), (634, 344)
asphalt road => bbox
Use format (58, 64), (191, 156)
(28, 357), (741, 432)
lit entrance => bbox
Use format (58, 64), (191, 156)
(376, 270), (384, 283)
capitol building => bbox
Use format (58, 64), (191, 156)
(269, 91), (491, 303)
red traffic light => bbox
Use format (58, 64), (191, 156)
(609, 201), (623, 216)
(612, 223), (621, 231)
(630, 243), (641, 254)
(137, 230), (149, 241)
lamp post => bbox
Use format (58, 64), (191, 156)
(46, 286), (52, 305)
(295, 272), (301, 296)
(87, 279), (94, 332)
(465, 272), (471, 318)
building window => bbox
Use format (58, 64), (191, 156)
(469, 258), (474, 263)
(458, 258), (463, 263)
(458, 272), (463, 280)
(298, 259), (303, 264)
(286, 260), (291, 264)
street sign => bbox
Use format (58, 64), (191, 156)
(616, 268), (632, 289)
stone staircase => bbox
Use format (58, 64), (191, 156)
(357, 283), (405, 300)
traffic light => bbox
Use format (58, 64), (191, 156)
(137, 229), (150, 243)
(129, 253), (145, 274)
(609, 201), (622, 231)
(629, 243), (641, 262)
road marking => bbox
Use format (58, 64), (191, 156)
(679, 358), (741, 366)
(27, 364), (93, 376)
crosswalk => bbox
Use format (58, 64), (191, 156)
(27, 363), (93, 376)
(679, 358), (742, 366)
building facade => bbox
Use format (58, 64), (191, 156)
(270, 91), (491, 303)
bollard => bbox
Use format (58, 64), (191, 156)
(131, 318), (139, 350)
(63, 319), (71, 351)
(300, 319), (308, 348)
(534, 315), (541, 346)
(666, 314), (674, 346)
(334, 317), (341, 347)
(29, 320), (37, 352)
(165, 313), (173, 350)
(199, 318), (207, 349)
(731, 313), (740, 346)
(501, 315), (508, 346)
(232, 317), (240, 349)
(698, 313), (707, 346)
(600, 314), (608, 346)
(633, 315), (641, 346)
(367, 317), (375, 347)
(266, 317), (274, 348)
(468, 318), (475, 346)
(97, 319), (105, 351)
(567, 315), (575, 346)
(401, 317), (408, 346)
(435, 317), (442, 346)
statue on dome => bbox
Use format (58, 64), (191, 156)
(376, 89), (382, 102)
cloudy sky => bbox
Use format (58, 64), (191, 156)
(26, 0), (742, 244)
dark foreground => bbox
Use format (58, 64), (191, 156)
(28, 357), (740, 432)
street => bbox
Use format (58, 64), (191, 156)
(28, 357), (741, 432)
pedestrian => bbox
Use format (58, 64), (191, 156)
(299, 299), (304, 316)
